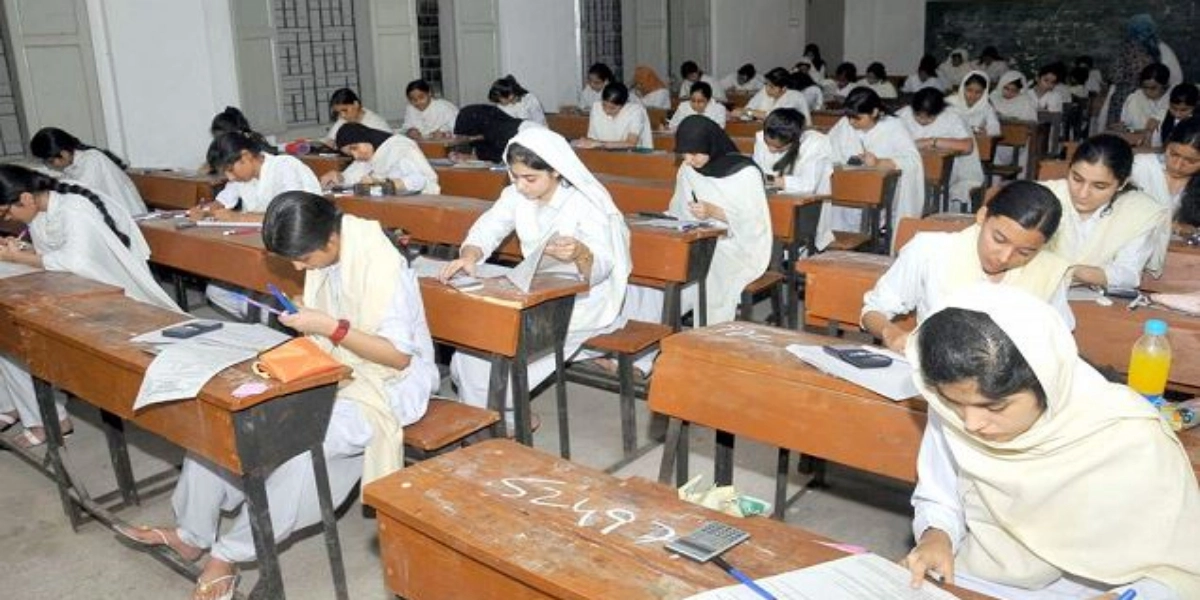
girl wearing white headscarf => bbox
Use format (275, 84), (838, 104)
(991, 71), (1038, 122)
(937, 49), (972, 90)
(904, 284), (1200, 599)
(948, 71), (1001, 137)
(323, 123), (441, 193)
(441, 127), (631, 418)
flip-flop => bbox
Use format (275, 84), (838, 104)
(0, 412), (17, 433)
(10, 424), (74, 450)
(114, 524), (204, 562)
(193, 571), (240, 600)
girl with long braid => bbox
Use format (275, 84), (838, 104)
(0, 165), (177, 448)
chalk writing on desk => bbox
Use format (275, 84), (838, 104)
(496, 477), (678, 544)
(710, 323), (777, 344)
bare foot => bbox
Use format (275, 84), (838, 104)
(116, 525), (204, 562)
(193, 557), (239, 600)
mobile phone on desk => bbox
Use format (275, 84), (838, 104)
(846, 156), (865, 167)
(823, 345), (893, 369)
(267, 283), (299, 314)
(162, 321), (224, 339)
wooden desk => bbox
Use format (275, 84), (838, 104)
(15, 294), (349, 600)
(724, 119), (761, 137)
(996, 119), (1051, 179)
(653, 131), (754, 154)
(575, 148), (679, 181)
(298, 154), (351, 178)
(127, 169), (220, 211)
(920, 148), (962, 214)
(364, 438), (989, 600)
(432, 165), (508, 199)
(545, 112), (590, 140)
(416, 136), (473, 159)
(1144, 241), (1200, 293)
(0, 271), (121, 357)
(810, 110), (842, 133)
(1034, 158), (1069, 181)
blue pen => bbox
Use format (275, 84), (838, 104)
(1116, 589), (1137, 600)
(267, 283), (298, 314)
(711, 557), (776, 600)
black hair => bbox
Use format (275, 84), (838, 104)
(1167, 117), (1200, 227)
(601, 82), (630, 105)
(803, 43), (825, 71)
(0, 164), (130, 248)
(405, 79), (432, 96)
(1162, 85), (1200, 151)
(762, 108), (806, 175)
(980, 46), (1001, 61)
(328, 88), (361, 121)
(680, 60), (700, 79)
(29, 127), (127, 170)
(1071, 134), (1135, 216)
(1036, 63), (1063, 83)
(488, 75), (529, 103)
(206, 131), (271, 173)
(963, 73), (988, 92)
(1140, 63), (1170, 87)
(587, 62), (614, 83)
(210, 106), (252, 137)
(262, 191), (342, 258)
(985, 180), (1062, 240)
(918, 55), (938, 78)
(1003, 77), (1025, 92)
(505, 142), (572, 187)
(918, 307), (1047, 409)
(736, 63), (756, 79)
(911, 88), (947, 117)
(1068, 66), (1090, 87)
(791, 71), (817, 91)
(688, 81), (713, 101)
(866, 62), (888, 81)
(764, 67), (791, 89)
(843, 87), (888, 118)
(1075, 55), (1094, 69)
(834, 62), (858, 82)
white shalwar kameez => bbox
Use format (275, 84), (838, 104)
(897, 106), (985, 205)
(679, 74), (727, 102)
(753, 129), (836, 249)
(827, 115), (926, 247)
(400, 98), (459, 138)
(745, 88), (812, 122)
(63, 148), (147, 216)
(586, 101), (654, 149)
(667, 101), (727, 131)
(498, 94), (548, 126)
(340, 135), (441, 194)
(326, 108), (391, 142)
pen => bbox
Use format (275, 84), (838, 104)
(711, 557), (776, 600)
(1116, 590), (1137, 600)
(232, 293), (283, 316)
(221, 228), (259, 236)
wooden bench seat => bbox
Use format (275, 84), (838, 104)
(826, 231), (872, 252)
(739, 271), (785, 325)
(403, 397), (500, 461)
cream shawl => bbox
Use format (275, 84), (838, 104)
(908, 284), (1200, 595)
(939, 223), (1070, 304)
(1041, 179), (1170, 277)
(304, 214), (408, 484)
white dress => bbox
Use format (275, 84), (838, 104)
(1129, 152), (1181, 217)
(326, 108), (391, 143)
(498, 94), (547, 126)
(865, 81), (898, 99)
(63, 149), (147, 216)
(902, 75), (947, 94)
(897, 106), (985, 204)
(679, 74), (727, 102)
(753, 129), (837, 250)
(948, 100), (1001, 137)
(827, 115), (926, 245)
(717, 73), (764, 94)
(578, 85), (602, 110)
(400, 98), (458, 137)
(667, 101), (728, 131)
(340, 135), (440, 194)
(586, 101), (654, 148)
(1121, 89), (1171, 131)
(745, 88), (811, 122)
(638, 88), (672, 110)
(1029, 88), (1063, 113)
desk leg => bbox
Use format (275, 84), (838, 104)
(310, 445), (349, 600)
(774, 450), (789, 520)
(35, 379), (83, 530)
(662, 282), (682, 331)
(785, 240), (800, 330)
(171, 272), (189, 310)
(100, 410), (139, 507)
(554, 343), (570, 459)
(486, 357), (511, 439)
(511, 351), (532, 446)
(697, 280), (708, 328)
(657, 419), (691, 486)
(714, 430), (735, 486)
(241, 469), (286, 600)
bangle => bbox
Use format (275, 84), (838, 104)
(330, 319), (351, 345)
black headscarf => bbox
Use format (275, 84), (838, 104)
(454, 104), (523, 162)
(674, 115), (757, 178)
(335, 122), (392, 151)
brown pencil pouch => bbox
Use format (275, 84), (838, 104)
(252, 337), (343, 383)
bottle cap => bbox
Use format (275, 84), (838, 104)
(1144, 319), (1168, 336)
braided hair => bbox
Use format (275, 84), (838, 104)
(30, 127), (128, 170)
(0, 164), (131, 248)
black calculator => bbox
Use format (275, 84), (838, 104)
(823, 345), (893, 369)
(665, 521), (750, 562)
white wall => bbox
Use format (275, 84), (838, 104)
(842, 0), (925, 76)
(710, 0), (805, 79)
(496, 0), (580, 110)
(86, 0), (239, 168)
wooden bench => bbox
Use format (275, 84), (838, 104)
(829, 166), (901, 253)
(739, 271), (785, 325)
(572, 320), (674, 457)
(1035, 158), (1069, 181)
(402, 397), (500, 462)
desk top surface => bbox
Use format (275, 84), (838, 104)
(0, 270), (122, 311)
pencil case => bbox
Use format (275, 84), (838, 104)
(252, 337), (343, 383)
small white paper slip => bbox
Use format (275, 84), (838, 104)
(133, 342), (256, 410)
(785, 344), (918, 401)
(683, 553), (959, 600)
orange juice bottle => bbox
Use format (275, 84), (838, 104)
(1128, 319), (1171, 406)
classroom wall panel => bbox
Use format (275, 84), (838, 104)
(362, 0), (420, 120)
(497, 0), (580, 110)
(925, 1), (1197, 82)
(445, 0), (500, 106)
(842, 0), (925, 77)
(621, 0), (669, 82)
(667, 0), (711, 87)
(709, 0), (806, 79)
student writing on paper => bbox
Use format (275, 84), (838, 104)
(972, 47), (1008, 86)
(733, 67), (811, 122)
(1130, 116), (1200, 237)
(319, 123), (440, 194)
(937, 49), (971, 91)
(0, 165), (178, 449)
(30, 127), (148, 217)
(898, 88), (984, 208)
(578, 82), (654, 149)
(322, 87), (391, 148)
(1144, 83), (1197, 149)
(400, 79), (458, 139)
(489, 75), (547, 126)
(666, 81), (727, 131)
(825, 62), (866, 104)
(826, 88), (926, 240)
(578, 62), (615, 111)
(204, 106), (274, 185)
(439, 127), (630, 426)
(862, 181), (1072, 353)
(117, 191), (438, 600)
(678, 61), (726, 102)
(902, 55), (947, 95)
(1039, 134), (1168, 289)
(632, 65), (672, 110)
(863, 62), (899, 100)
(452, 104), (538, 163)
(904, 285), (1200, 599)
(718, 63), (764, 96)
(752, 108), (836, 250)
(991, 71), (1039, 122)
(1029, 63), (1067, 114)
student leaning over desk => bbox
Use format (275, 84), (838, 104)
(734, 67), (812, 123)
(898, 87), (985, 208)
(904, 285), (1200, 600)
(0, 165), (178, 449)
(1040, 134), (1168, 290)
(666, 80), (727, 131)
(400, 79), (459, 139)
(30, 127), (148, 217)
(578, 82), (654, 150)
(861, 181), (1072, 354)
(1130, 116), (1200, 238)
(752, 108), (836, 250)
(578, 62), (615, 111)
(322, 87), (392, 148)
(118, 191), (439, 600)
(440, 126), (631, 426)
(319, 122), (441, 194)
(632, 65), (672, 111)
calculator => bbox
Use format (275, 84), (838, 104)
(665, 521), (750, 562)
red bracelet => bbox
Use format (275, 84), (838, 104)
(330, 319), (351, 345)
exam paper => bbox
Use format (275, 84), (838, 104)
(0, 261), (39, 279)
(684, 553), (958, 600)
(410, 257), (512, 280)
(786, 344), (918, 401)
(133, 342), (256, 410)
(132, 321), (290, 352)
